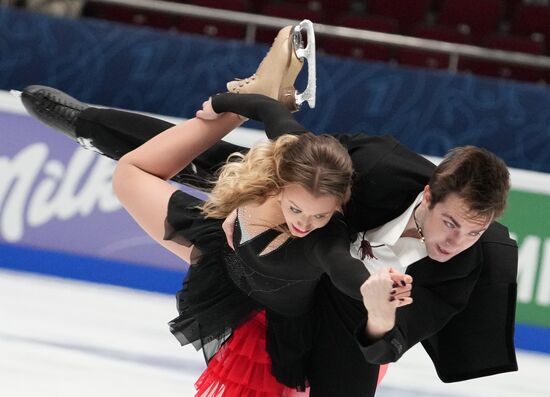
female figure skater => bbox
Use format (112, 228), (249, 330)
(19, 24), (414, 396)
(111, 90), (410, 396)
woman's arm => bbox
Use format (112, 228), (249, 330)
(309, 228), (369, 301)
(112, 113), (243, 262)
(309, 218), (413, 343)
(309, 217), (411, 298)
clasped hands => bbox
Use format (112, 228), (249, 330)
(362, 267), (413, 311)
(361, 267), (413, 338)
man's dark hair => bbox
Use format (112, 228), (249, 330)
(429, 146), (510, 221)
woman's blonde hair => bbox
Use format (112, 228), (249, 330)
(201, 132), (353, 218)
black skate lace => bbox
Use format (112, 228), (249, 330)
(37, 89), (83, 123)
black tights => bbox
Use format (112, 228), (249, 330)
(74, 93), (307, 190)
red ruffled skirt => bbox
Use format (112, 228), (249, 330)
(378, 364), (388, 384)
(195, 309), (388, 397)
(195, 310), (303, 397)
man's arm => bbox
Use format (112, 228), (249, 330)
(355, 262), (482, 364)
(422, 223), (519, 382)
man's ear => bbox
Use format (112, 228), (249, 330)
(423, 185), (432, 206)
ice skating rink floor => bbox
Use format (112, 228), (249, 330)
(1, 268), (548, 397)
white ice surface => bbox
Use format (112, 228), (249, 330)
(1, 269), (548, 397)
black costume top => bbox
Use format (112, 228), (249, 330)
(166, 191), (367, 314)
(164, 93), (369, 390)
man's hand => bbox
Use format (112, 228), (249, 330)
(222, 209), (237, 250)
(196, 98), (221, 120)
(361, 268), (413, 339)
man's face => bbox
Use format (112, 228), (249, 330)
(420, 187), (491, 262)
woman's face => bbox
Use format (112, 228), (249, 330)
(279, 183), (340, 237)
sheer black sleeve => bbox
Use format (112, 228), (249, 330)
(211, 92), (307, 139)
(308, 215), (370, 301)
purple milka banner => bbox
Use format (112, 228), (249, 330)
(1, 109), (195, 271)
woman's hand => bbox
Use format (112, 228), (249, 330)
(388, 267), (413, 302)
(196, 98), (221, 120)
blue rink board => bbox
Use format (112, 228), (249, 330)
(1, 242), (548, 355)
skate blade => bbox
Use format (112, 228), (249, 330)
(292, 20), (316, 109)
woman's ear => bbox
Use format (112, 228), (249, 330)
(276, 190), (283, 203)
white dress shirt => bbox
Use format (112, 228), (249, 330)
(350, 192), (427, 275)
